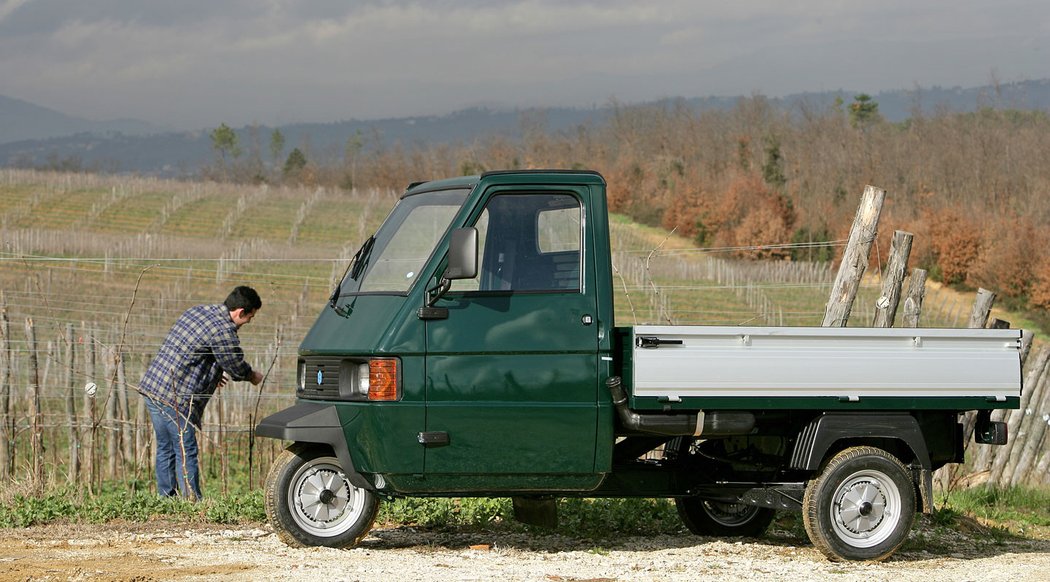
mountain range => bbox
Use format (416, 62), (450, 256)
(2, 80), (1049, 177)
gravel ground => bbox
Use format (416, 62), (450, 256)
(2, 518), (1049, 581)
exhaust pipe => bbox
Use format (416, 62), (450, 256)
(606, 376), (754, 437)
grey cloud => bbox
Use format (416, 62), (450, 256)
(0, 0), (1047, 128)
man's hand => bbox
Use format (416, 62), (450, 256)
(250, 369), (264, 385)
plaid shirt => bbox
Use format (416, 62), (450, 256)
(139, 304), (253, 412)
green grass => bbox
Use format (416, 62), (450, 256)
(0, 482), (266, 528)
(0, 486), (685, 539)
(944, 486), (1050, 528)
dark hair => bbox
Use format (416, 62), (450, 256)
(224, 286), (262, 313)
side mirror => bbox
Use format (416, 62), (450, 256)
(420, 227), (479, 318)
(443, 227), (478, 280)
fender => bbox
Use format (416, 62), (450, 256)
(256, 402), (372, 490)
(790, 412), (932, 471)
(790, 412), (936, 512)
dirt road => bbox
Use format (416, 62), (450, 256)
(2, 519), (1049, 581)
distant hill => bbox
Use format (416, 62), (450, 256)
(0, 94), (167, 144)
(1, 79), (1049, 177)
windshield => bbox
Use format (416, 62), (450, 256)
(339, 188), (470, 295)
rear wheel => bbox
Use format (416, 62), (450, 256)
(676, 498), (775, 537)
(265, 444), (379, 548)
(670, 435), (776, 537)
(802, 446), (915, 561)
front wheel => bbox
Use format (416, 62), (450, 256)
(802, 446), (915, 561)
(676, 498), (775, 537)
(265, 444), (379, 548)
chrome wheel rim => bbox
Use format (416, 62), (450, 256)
(287, 457), (366, 538)
(702, 501), (761, 527)
(830, 468), (902, 548)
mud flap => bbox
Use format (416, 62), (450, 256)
(918, 467), (934, 514)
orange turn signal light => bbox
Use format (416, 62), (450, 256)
(368, 359), (399, 401)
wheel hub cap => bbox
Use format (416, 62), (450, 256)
(837, 479), (887, 534)
(296, 467), (351, 525)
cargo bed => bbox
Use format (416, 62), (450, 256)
(624, 326), (1022, 410)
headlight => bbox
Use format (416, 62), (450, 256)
(357, 363), (370, 396)
(297, 360), (306, 392)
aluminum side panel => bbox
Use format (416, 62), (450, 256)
(631, 326), (1022, 400)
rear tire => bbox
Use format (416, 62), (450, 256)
(676, 498), (775, 537)
(802, 446), (915, 561)
(265, 444), (379, 548)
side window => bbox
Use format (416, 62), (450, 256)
(450, 193), (581, 293)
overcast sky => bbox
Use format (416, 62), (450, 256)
(1, 0), (1048, 130)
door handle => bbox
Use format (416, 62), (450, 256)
(417, 431), (450, 448)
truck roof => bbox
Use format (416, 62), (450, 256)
(403, 169), (605, 196)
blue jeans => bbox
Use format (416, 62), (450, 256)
(144, 397), (202, 499)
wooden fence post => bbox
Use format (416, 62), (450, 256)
(967, 288), (996, 329)
(83, 323), (97, 492)
(24, 317), (44, 490)
(135, 353), (149, 473)
(116, 354), (134, 469)
(959, 289), (998, 451)
(1002, 371), (1048, 486)
(988, 348), (1050, 485)
(1010, 374), (1050, 486)
(822, 185), (885, 327)
(1034, 424), (1050, 485)
(0, 293), (11, 479)
(872, 230), (913, 327)
(974, 329), (1036, 473)
(1019, 330), (1035, 366)
(64, 323), (79, 484)
(103, 347), (118, 480)
(900, 269), (927, 327)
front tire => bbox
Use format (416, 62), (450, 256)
(802, 446), (915, 561)
(265, 444), (379, 548)
(676, 498), (775, 537)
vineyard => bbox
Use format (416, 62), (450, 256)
(0, 169), (1045, 498)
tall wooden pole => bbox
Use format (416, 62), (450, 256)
(64, 324), (79, 484)
(974, 328), (1037, 473)
(988, 348), (1050, 484)
(822, 185), (885, 327)
(967, 288), (996, 329)
(24, 318), (44, 490)
(104, 347), (118, 480)
(1008, 375), (1050, 486)
(0, 293), (11, 479)
(83, 324), (97, 492)
(872, 230), (913, 327)
(117, 354), (133, 470)
(900, 269), (927, 328)
(958, 288), (998, 454)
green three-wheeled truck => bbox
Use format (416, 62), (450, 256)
(257, 170), (1021, 561)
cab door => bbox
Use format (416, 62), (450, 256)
(423, 188), (600, 479)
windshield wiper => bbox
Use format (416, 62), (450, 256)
(349, 235), (376, 280)
(329, 235), (376, 308)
